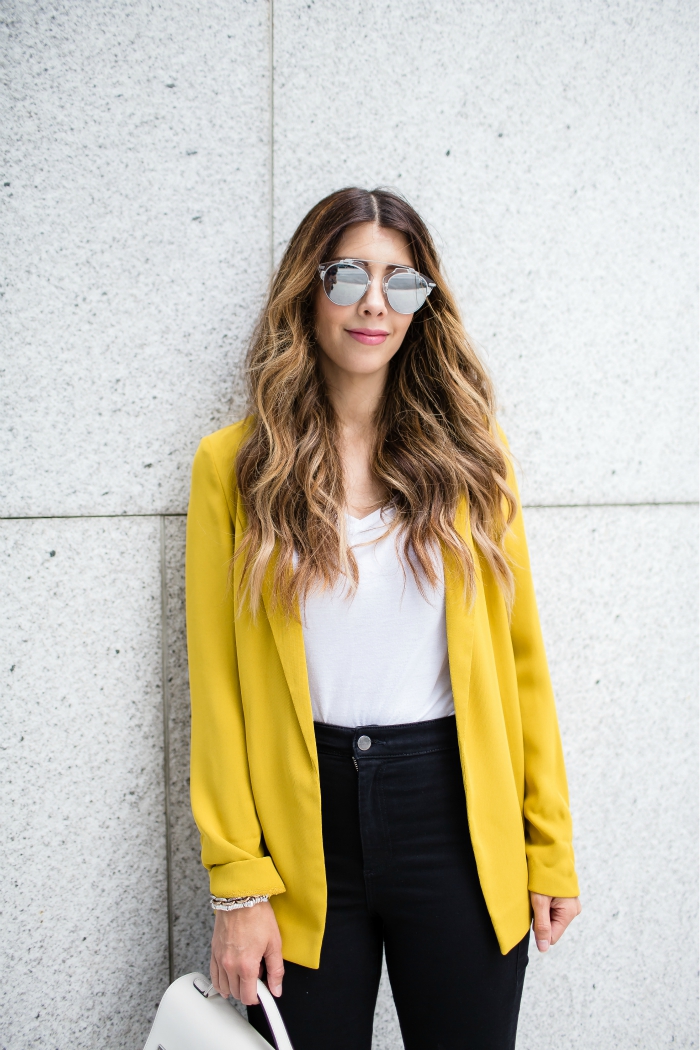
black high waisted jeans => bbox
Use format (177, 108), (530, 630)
(248, 715), (528, 1050)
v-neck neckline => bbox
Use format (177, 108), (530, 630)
(346, 507), (384, 526)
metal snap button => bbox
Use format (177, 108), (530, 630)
(357, 735), (372, 751)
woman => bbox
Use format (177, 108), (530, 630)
(186, 187), (581, 1050)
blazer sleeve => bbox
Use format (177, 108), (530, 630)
(186, 437), (286, 899)
(503, 445), (580, 899)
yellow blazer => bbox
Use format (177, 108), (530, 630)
(186, 420), (579, 968)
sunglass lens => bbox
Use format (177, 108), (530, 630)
(386, 272), (428, 313)
(324, 263), (369, 306)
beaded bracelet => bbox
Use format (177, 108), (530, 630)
(210, 894), (269, 911)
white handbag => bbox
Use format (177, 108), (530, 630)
(143, 973), (294, 1050)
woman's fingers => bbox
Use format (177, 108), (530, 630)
(214, 950), (241, 1000)
(210, 954), (227, 998)
(530, 892), (581, 951)
(530, 892), (552, 952)
(549, 896), (582, 945)
(238, 962), (262, 1007)
(264, 941), (285, 997)
(225, 967), (241, 1001)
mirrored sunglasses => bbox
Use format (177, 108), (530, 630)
(318, 258), (436, 314)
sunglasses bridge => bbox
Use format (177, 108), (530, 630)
(317, 259), (436, 314)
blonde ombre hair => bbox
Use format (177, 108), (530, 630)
(235, 187), (516, 616)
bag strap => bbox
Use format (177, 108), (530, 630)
(192, 975), (294, 1050)
(256, 978), (294, 1050)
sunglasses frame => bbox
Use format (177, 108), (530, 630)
(317, 258), (436, 314)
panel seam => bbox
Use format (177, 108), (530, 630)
(522, 501), (699, 509)
(1, 501), (697, 521)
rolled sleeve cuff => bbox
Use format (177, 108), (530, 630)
(527, 855), (580, 899)
(208, 856), (286, 899)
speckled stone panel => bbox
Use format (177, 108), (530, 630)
(515, 503), (698, 1049)
(2, 5), (696, 1050)
(0, 0), (270, 517)
(273, 0), (698, 506)
(0, 516), (169, 1049)
(371, 957), (400, 1050)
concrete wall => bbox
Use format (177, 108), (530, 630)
(1, 1), (696, 1047)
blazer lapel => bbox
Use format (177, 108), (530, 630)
(261, 555), (318, 772)
(444, 497), (478, 719)
(234, 490), (318, 772)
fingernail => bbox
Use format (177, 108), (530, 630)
(537, 940), (549, 952)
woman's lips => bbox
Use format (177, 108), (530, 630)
(346, 328), (389, 345)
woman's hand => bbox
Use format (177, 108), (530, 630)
(210, 901), (284, 1005)
(530, 892), (581, 953)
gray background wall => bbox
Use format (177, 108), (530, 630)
(1, 1), (697, 1047)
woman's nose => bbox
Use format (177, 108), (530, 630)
(360, 276), (387, 315)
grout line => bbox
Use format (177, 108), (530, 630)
(269, 0), (274, 274)
(0, 501), (697, 522)
(0, 512), (189, 520)
(159, 517), (175, 986)
(522, 501), (699, 510)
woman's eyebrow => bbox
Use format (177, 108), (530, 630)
(352, 257), (414, 269)
(325, 257), (416, 272)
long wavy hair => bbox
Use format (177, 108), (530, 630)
(234, 187), (516, 617)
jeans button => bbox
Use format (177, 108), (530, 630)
(357, 735), (372, 751)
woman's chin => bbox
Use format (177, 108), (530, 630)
(321, 346), (396, 379)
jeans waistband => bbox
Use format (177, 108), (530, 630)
(314, 714), (458, 759)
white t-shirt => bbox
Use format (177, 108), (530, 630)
(300, 508), (455, 728)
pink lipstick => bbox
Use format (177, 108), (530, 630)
(346, 328), (389, 345)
